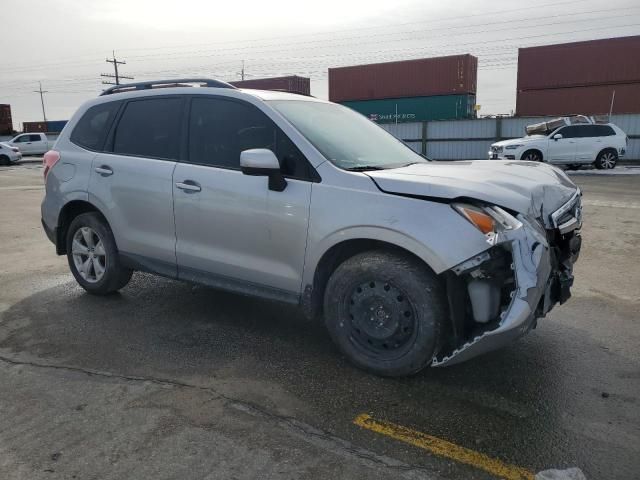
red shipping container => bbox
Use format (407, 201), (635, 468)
(328, 54), (477, 103)
(230, 75), (310, 96)
(517, 35), (640, 91)
(516, 83), (640, 116)
(23, 121), (48, 133)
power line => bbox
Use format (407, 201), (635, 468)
(101, 51), (134, 86)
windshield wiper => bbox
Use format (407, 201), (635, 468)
(344, 165), (387, 172)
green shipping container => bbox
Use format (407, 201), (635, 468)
(340, 94), (476, 123)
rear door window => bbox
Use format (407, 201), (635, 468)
(113, 97), (183, 160)
(70, 101), (120, 151)
(29, 134), (42, 141)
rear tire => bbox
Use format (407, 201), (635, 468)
(66, 212), (132, 295)
(594, 150), (617, 170)
(323, 250), (445, 377)
(521, 150), (542, 162)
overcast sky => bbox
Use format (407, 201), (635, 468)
(1, 0), (639, 129)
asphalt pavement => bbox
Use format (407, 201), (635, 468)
(0, 162), (638, 479)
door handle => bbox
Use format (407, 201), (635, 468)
(175, 181), (201, 193)
(95, 166), (113, 176)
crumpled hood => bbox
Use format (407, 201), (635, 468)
(491, 135), (545, 147)
(366, 160), (578, 226)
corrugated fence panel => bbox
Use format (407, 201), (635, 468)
(427, 118), (496, 139)
(501, 117), (550, 138)
(402, 142), (422, 153)
(625, 139), (640, 159)
(427, 140), (491, 160)
(610, 114), (640, 135)
(380, 122), (422, 140)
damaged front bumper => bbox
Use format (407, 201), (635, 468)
(433, 194), (582, 367)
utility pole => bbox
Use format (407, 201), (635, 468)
(238, 60), (245, 81)
(33, 81), (48, 122)
(101, 51), (133, 85)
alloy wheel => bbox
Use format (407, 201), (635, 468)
(72, 227), (106, 283)
(600, 152), (617, 169)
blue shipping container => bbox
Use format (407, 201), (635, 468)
(46, 120), (68, 133)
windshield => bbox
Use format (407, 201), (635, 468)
(269, 100), (428, 170)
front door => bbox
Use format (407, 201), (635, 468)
(173, 96), (315, 300)
(547, 126), (579, 163)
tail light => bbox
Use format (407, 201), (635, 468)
(43, 150), (60, 180)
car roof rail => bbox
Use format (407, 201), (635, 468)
(100, 78), (236, 96)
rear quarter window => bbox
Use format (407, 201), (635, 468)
(70, 101), (120, 151)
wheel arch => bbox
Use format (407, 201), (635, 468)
(301, 237), (440, 321)
(596, 146), (618, 158)
(55, 200), (109, 254)
(520, 148), (544, 161)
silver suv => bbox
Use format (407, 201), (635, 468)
(41, 79), (583, 376)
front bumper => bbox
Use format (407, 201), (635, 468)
(433, 195), (582, 366)
(488, 149), (519, 160)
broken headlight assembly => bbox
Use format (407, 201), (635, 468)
(452, 203), (522, 245)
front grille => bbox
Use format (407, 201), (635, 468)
(491, 146), (503, 153)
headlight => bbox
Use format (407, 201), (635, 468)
(452, 203), (522, 244)
(505, 144), (524, 150)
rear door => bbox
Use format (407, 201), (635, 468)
(547, 126), (579, 163)
(88, 96), (184, 277)
(172, 96), (314, 299)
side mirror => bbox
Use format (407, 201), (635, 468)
(240, 148), (287, 192)
(553, 133), (563, 141)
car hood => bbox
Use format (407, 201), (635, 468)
(366, 160), (578, 226)
(491, 135), (545, 147)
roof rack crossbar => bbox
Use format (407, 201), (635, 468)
(100, 78), (236, 96)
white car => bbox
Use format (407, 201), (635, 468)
(489, 117), (627, 169)
(0, 142), (22, 165)
(8, 132), (53, 156)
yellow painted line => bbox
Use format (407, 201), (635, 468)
(354, 413), (534, 480)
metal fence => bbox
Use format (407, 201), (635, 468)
(380, 114), (640, 161)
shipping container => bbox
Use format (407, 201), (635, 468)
(23, 121), (48, 133)
(516, 83), (640, 116)
(517, 35), (640, 91)
(340, 94), (476, 123)
(46, 120), (68, 133)
(0, 104), (12, 134)
(230, 75), (310, 96)
(329, 54), (477, 103)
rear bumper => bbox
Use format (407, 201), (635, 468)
(41, 217), (57, 247)
(433, 202), (582, 366)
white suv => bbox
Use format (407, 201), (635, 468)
(490, 117), (627, 169)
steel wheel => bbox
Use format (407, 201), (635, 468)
(347, 280), (417, 360)
(71, 227), (106, 283)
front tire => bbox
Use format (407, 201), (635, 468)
(521, 150), (542, 162)
(323, 250), (445, 377)
(66, 212), (132, 295)
(594, 150), (617, 169)
(0, 155), (10, 166)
